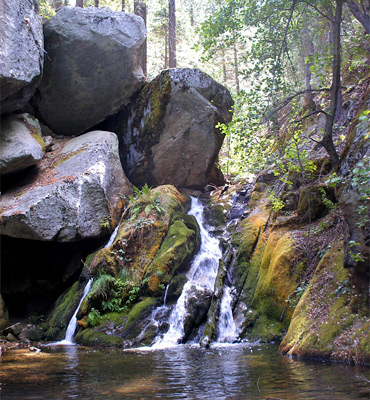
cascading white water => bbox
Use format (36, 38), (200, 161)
(217, 286), (238, 343)
(56, 224), (120, 345)
(153, 196), (222, 348)
(104, 224), (119, 248)
(57, 278), (93, 345)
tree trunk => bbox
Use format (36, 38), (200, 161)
(122, 0), (125, 11)
(321, 0), (342, 169)
(221, 48), (227, 84)
(164, 25), (169, 69)
(95, 0), (99, 7)
(189, 1), (194, 26)
(232, 31), (240, 93)
(345, 0), (370, 34)
(301, 21), (315, 112)
(76, 0), (83, 7)
(134, 1), (147, 77)
(169, 0), (176, 68)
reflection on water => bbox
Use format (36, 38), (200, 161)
(0, 343), (369, 399)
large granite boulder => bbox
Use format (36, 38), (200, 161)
(0, 0), (44, 114)
(0, 131), (131, 241)
(119, 68), (233, 189)
(0, 114), (45, 175)
(34, 7), (146, 136)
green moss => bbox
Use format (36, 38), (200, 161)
(124, 297), (156, 331)
(21, 115), (46, 152)
(144, 219), (198, 294)
(54, 146), (88, 168)
(132, 71), (172, 149)
(280, 241), (370, 364)
(249, 315), (285, 341)
(209, 204), (226, 227)
(75, 329), (122, 347)
(46, 282), (80, 340)
(252, 231), (298, 323)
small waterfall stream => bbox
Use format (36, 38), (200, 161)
(56, 224), (120, 345)
(217, 286), (238, 343)
(57, 278), (93, 345)
(153, 196), (222, 348)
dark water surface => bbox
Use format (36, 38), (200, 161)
(0, 343), (369, 399)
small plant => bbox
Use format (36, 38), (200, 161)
(100, 216), (111, 230)
(87, 308), (102, 327)
(128, 184), (165, 221)
(318, 187), (337, 211)
(286, 282), (309, 308)
(268, 191), (285, 212)
(348, 241), (365, 263)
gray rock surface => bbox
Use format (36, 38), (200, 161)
(119, 68), (233, 189)
(0, 131), (132, 241)
(0, 114), (45, 175)
(34, 7), (146, 136)
(0, 0), (44, 114)
(3, 322), (23, 337)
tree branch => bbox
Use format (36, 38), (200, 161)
(276, 88), (330, 111)
(300, 0), (334, 21)
(293, 110), (328, 124)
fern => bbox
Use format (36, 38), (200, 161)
(87, 274), (115, 302)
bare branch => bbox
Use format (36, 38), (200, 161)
(300, 0), (334, 22)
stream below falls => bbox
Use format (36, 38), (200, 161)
(1, 343), (369, 399)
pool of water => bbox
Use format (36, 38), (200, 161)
(0, 343), (369, 399)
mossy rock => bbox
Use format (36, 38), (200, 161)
(166, 273), (187, 305)
(297, 184), (335, 222)
(75, 329), (123, 347)
(88, 185), (188, 281)
(143, 218), (199, 295)
(118, 297), (157, 344)
(233, 205), (271, 294)
(124, 297), (157, 330)
(45, 281), (81, 341)
(280, 241), (370, 365)
(248, 315), (285, 341)
(252, 231), (298, 324)
(236, 224), (300, 341)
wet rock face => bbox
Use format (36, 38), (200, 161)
(119, 68), (233, 189)
(0, 114), (45, 175)
(34, 7), (146, 136)
(0, 131), (131, 241)
(0, 0), (44, 114)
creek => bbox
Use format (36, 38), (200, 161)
(1, 344), (368, 399)
(2, 197), (368, 399)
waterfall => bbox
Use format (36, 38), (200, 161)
(57, 278), (93, 345)
(153, 196), (222, 348)
(56, 223), (120, 345)
(216, 286), (238, 343)
(104, 224), (119, 248)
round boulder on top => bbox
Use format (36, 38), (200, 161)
(34, 7), (146, 136)
(0, 131), (132, 241)
(118, 68), (233, 190)
(0, 0), (44, 114)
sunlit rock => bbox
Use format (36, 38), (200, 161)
(34, 7), (146, 136)
(0, 114), (45, 175)
(0, 0), (44, 114)
(0, 131), (131, 241)
(118, 68), (233, 189)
